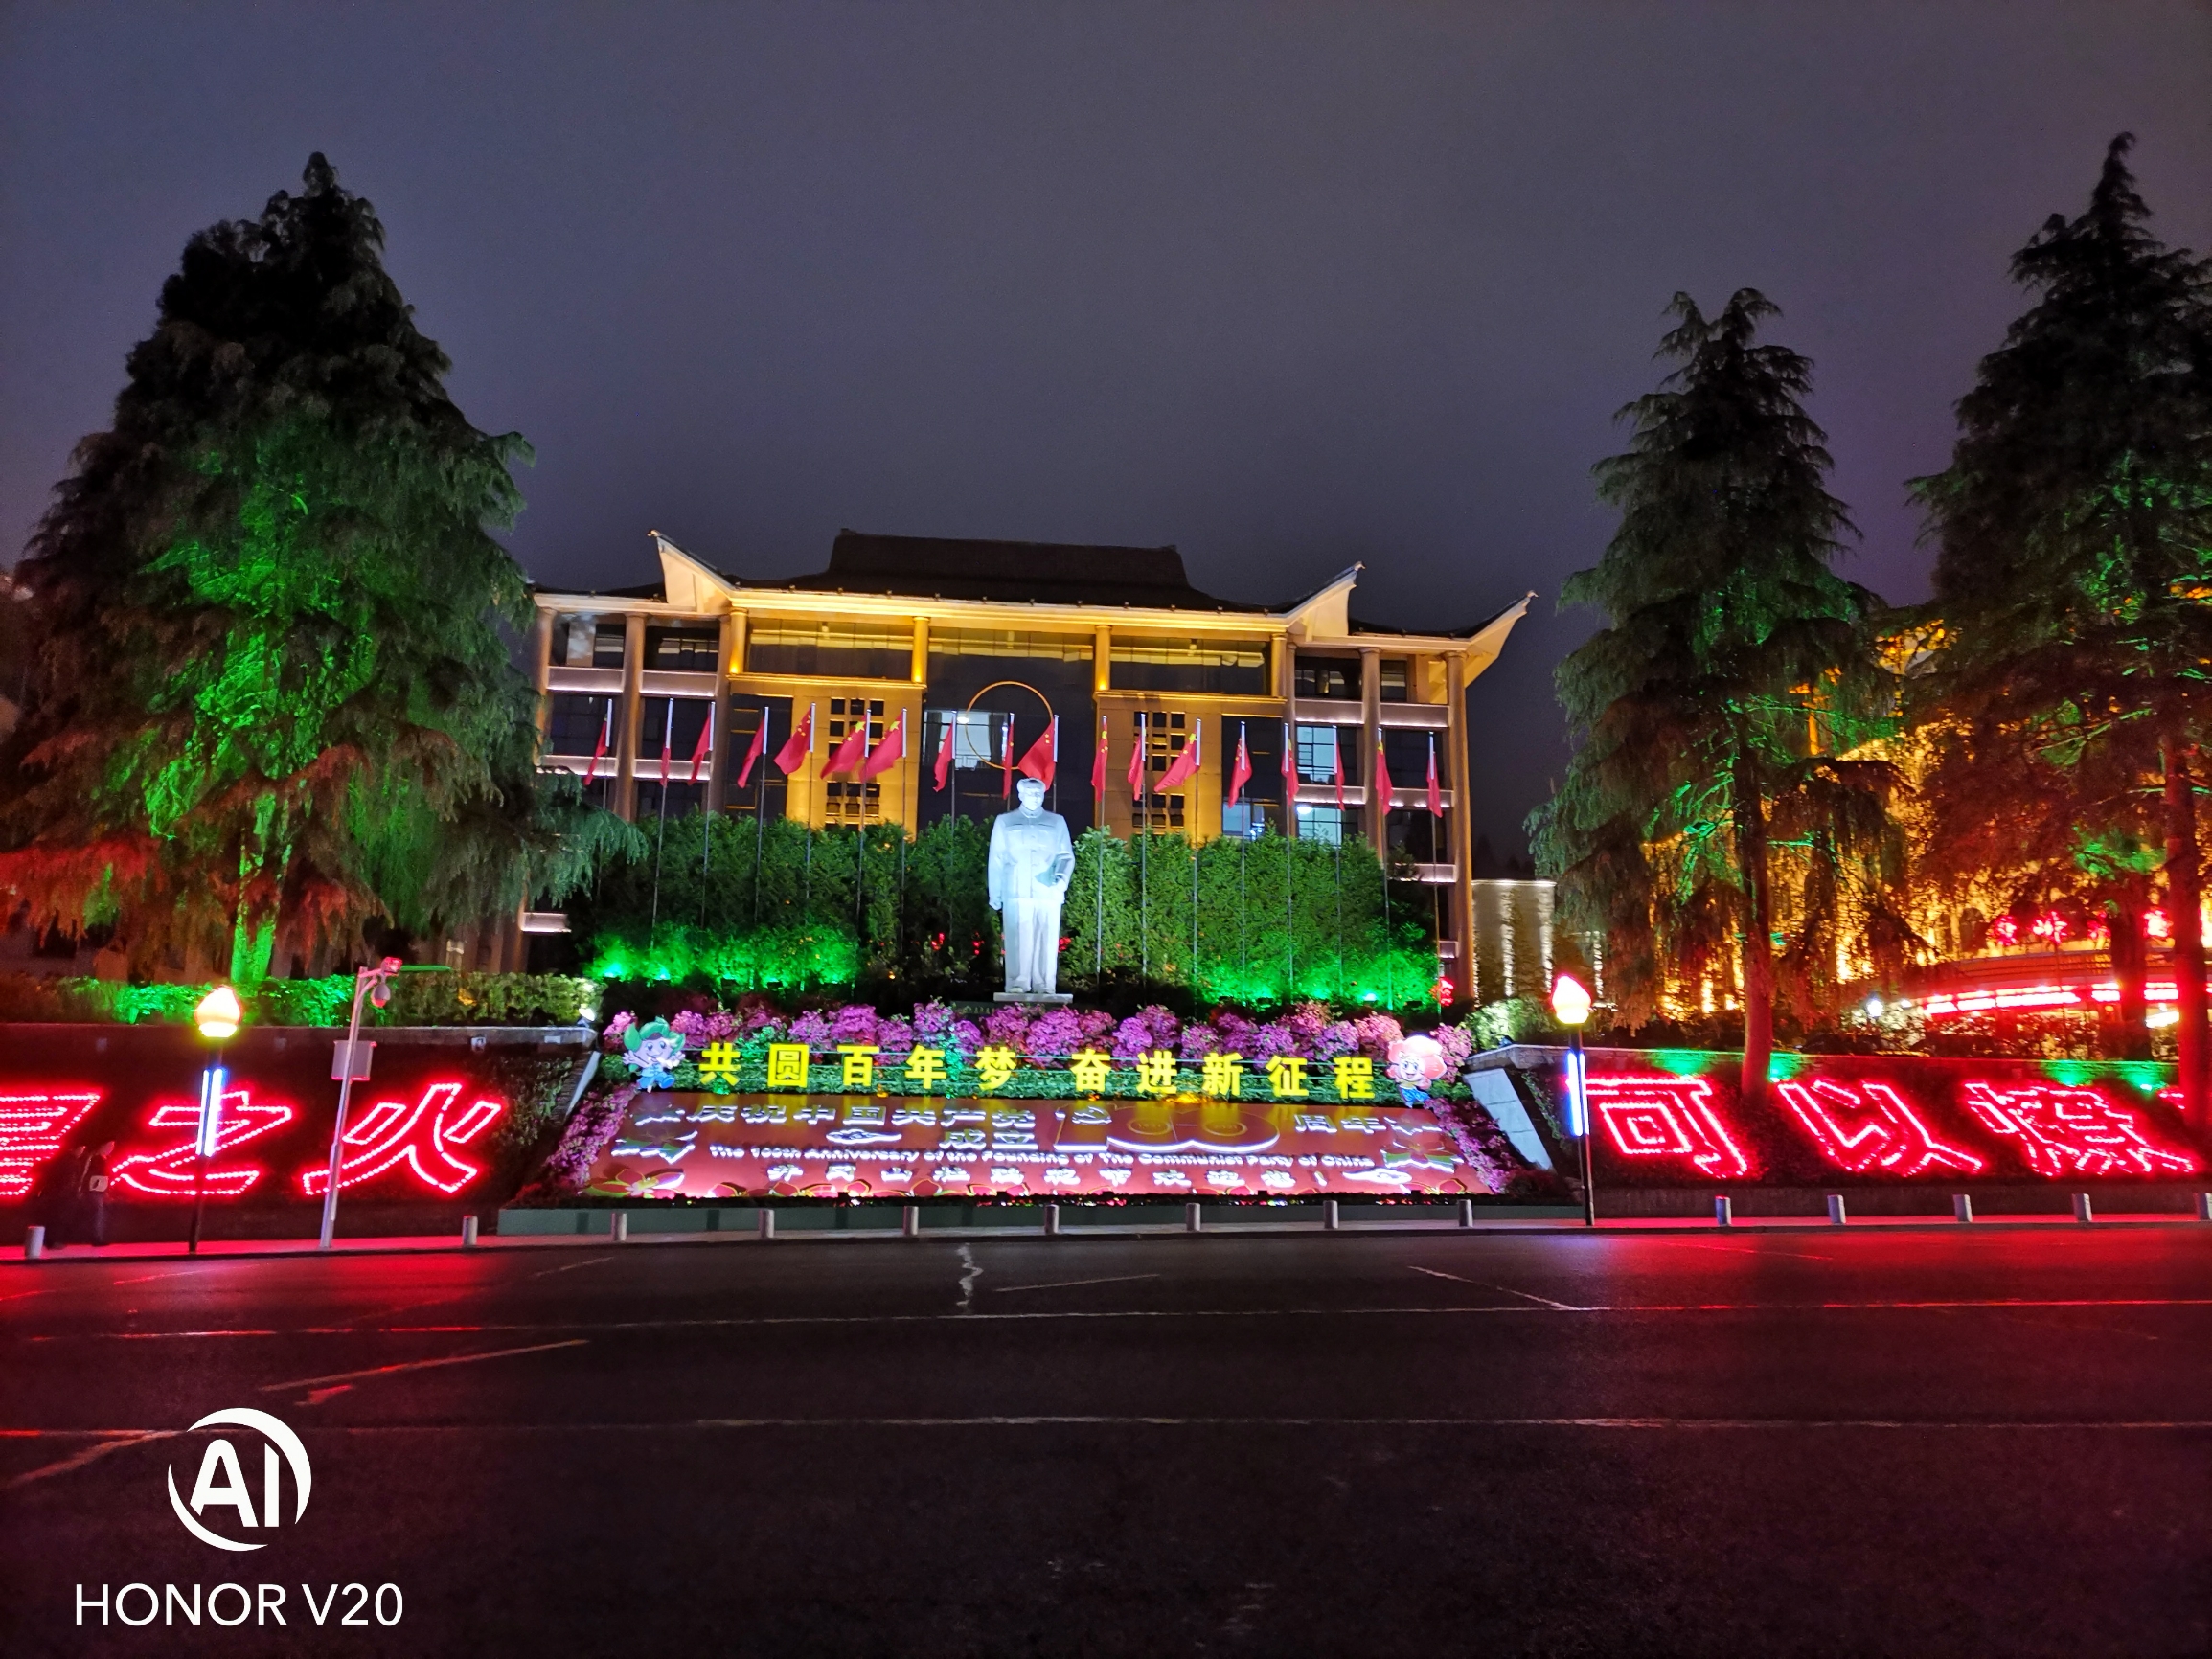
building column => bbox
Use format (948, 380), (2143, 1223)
(708, 611), (741, 815)
(530, 609), (554, 742)
(1360, 647), (1385, 859)
(1446, 649), (1475, 1001)
(617, 613), (646, 819)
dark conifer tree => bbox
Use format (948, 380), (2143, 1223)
(1534, 292), (1904, 1105)
(1916, 135), (2212, 1112)
(0, 155), (622, 979)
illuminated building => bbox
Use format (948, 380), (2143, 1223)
(527, 530), (1531, 984)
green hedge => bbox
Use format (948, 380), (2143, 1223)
(578, 814), (1442, 1008)
(0, 970), (593, 1028)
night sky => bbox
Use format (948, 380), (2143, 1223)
(5, 4), (2208, 856)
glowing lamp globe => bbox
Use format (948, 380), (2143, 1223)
(1549, 973), (1592, 1030)
(194, 985), (243, 1042)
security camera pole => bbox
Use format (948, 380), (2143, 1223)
(318, 957), (403, 1250)
(1550, 972), (1595, 1228)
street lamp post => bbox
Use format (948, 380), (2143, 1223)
(1550, 972), (1595, 1229)
(189, 986), (242, 1256)
(318, 958), (402, 1250)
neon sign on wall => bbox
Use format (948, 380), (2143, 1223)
(1587, 1075), (1752, 1180)
(0, 1092), (102, 1197)
(1775, 1078), (1983, 1178)
(110, 1088), (298, 1197)
(1960, 1081), (2198, 1178)
(299, 1081), (505, 1197)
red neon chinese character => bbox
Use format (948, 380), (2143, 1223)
(0, 1092), (102, 1197)
(109, 1089), (297, 1198)
(1589, 1074), (1751, 1180)
(1961, 1081), (2199, 1179)
(298, 1081), (505, 1197)
(1776, 1078), (1984, 1178)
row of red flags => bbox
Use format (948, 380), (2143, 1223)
(583, 702), (1447, 815)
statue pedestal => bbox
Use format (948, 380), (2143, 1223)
(993, 991), (1073, 1005)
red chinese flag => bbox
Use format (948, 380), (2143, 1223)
(823, 711), (870, 779)
(687, 702), (715, 784)
(1425, 733), (1444, 817)
(1282, 719), (1296, 786)
(771, 703), (813, 776)
(588, 699), (613, 778)
(1091, 716), (1108, 796)
(1016, 716), (1057, 787)
(1128, 713), (1148, 803)
(658, 701), (674, 772)
(1156, 719), (1201, 793)
(1000, 721), (1015, 801)
(1226, 722), (1251, 808)
(1334, 731), (1345, 811)
(733, 709), (765, 788)
(859, 710), (906, 781)
(1371, 727), (1393, 809)
(932, 716), (955, 792)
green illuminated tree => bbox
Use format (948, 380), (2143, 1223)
(0, 155), (616, 980)
(1533, 291), (1907, 1104)
(1915, 135), (2212, 1106)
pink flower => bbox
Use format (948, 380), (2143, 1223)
(877, 1016), (916, 1057)
(948, 1019), (983, 1057)
(1286, 1001), (1332, 1043)
(600, 1011), (635, 1052)
(1433, 1024), (1473, 1070)
(1135, 1005), (1182, 1050)
(1028, 1010), (1084, 1057)
(1313, 1021), (1360, 1059)
(1178, 1024), (1220, 1061)
(1351, 1013), (1403, 1059)
(787, 1010), (832, 1047)
(911, 1001), (958, 1040)
(985, 1005), (1033, 1049)
(1248, 1022), (1297, 1061)
(1110, 1016), (1155, 1059)
(829, 1004), (880, 1046)
(1077, 1009), (1117, 1043)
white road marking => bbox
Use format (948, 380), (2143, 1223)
(1409, 1265), (1583, 1310)
(258, 1338), (589, 1394)
(2, 1430), (178, 1490)
(992, 1273), (1161, 1294)
(534, 1255), (619, 1277)
(956, 1243), (981, 1314)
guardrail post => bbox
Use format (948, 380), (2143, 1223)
(758, 1208), (776, 1241)
(1714, 1195), (1733, 1228)
(2199, 1192), (2212, 1222)
(1826, 1194), (1847, 1226)
(1458, 1199), (1474, 1229)
(901, 1205), (920, 1239)
(1952, 1194), (1973, 1225)
(461, 1216), (480, 1249)
(23, 1225), (44, 1261)
(2072, 1193), (2093, 1225)
(1323, 1198), (1341, 1233)
(1045, 1204), (1061, 1237)
(610, 1211), (628, 1243)
(1184, 1202), (1202, 1234)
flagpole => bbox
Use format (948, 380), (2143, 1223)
(649, 699), (673, 945)
(753, 711), (766, 928)
(699, 701), (715, 930)
(1138, 711), (1149, 985)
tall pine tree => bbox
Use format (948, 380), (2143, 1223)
(1534, 291), (1905, 1105)
(1916, 135), (2212, 1115)
(1, 155), (617, 980)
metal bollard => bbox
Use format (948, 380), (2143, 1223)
(902, 1205), (920, 1239)
(1185, 1202), (1202, 1234)
(461, 1216), (480, 1249)
(610, 1211), (628, 1243)
(1045, 1204), (1061, 1237)
(758, 1208), (776, 1241)
(24, 1225), (44, 1261)
(1826, 1193), (1847, 1227)
(1458, 1199), (1474, 1229)
(1323, 1198), (1341, 1233)
(2072, 1193), (2094, 1225)
(2199, 1193), (2212, 1222)
(1952, 1194), (1973, 1225)
(1714, 1195), (1733, 1228)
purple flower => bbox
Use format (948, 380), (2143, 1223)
(1178, 1024), (1220, 1061)
(1077, 1009), (1117, 1043)
(830, 1004), (880, 1046)
(787, 1010), (832, 1048)
(1313, 1021), (1360, 1059)
(1351, 1013), (1403, 1058)
(948, 1019), (983, 1057)
(1028, 1010), (1084, 1057)
(911, 1000), (958, 1040)
(1110, 1016), (1155, 1060)
(670, 1010), (710, 1040)
(1135, 1005), (1182, 1050)
(877, 1016), (916, 1057)
(1433, 1024), (1473, 1070)
(1212, 1011), (1258, 1055)
(985, 1004), (1034, 1050)
(600, 1011), (635, 1052)
(1248, 1022), (1297, 1062)
(1287, 1001), (1332, 1043)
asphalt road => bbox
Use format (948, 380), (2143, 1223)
(3, 1226), (2208, 1658)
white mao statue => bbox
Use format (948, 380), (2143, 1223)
(988, 776), (1077, 1000)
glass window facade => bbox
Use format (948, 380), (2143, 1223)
(928, 627), (1091, 662)
(646, 624), (720, 671)
(545, 693), (615, 756)
(745, 618), (913, 680)
(1111, 634), (1267, 694)
(1294, 804), (1346, 846)
(550, 614), (626, 669)
(1379, 659), (1409, 703)
(1293, 656), (1358, 700)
